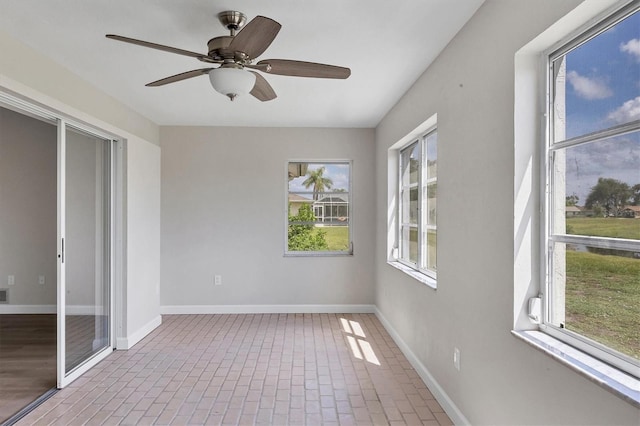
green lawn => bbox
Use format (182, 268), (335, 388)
(563, 217), (639, 360)
(565, 249), (640, 360)
(312, 226), (349, 251)
(566, 217), (640, 239)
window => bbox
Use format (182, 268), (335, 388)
(286, 161), (352, 255)
(544, 4), (639, 377)
(398, 129), (437, 279)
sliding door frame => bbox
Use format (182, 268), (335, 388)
(57, 121), (117, 387)
(0, 91), (123, 389)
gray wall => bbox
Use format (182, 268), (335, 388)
(160, 126), (375, 309)
(0, 107), (57, 307)
(124, 136), (161, 342)
(375, 0), (638, 424)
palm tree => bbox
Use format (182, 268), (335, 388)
(302, 167), (333, 200)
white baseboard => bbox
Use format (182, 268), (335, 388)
(0, 305), (106, 315)
(160, 304), (376, 315)
(116, 315), (162, 350)
(0, 305), (56, 314)
(374, 307), (469, 426)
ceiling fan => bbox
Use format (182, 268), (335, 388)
(106, 11), (351, 101)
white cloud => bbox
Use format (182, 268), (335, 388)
(330, 172), (349, 191)
(566, 135), (640, 205)
(566, 71), (613, 100)
(620, 38), (640, 62)
(607, 96), (640, 124)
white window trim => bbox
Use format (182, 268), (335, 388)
(284, 159), (353, 257)
(387, 260), (437, 289)
(397, 131), (437, 280)
(386, 114), (438, 287)
(513, 0), (640, 407)
(542, 1), (639, 378)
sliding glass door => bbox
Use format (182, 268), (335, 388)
(1, 92), (118, 391)
(57, 122), (114, 387)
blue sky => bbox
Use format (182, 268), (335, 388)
(562, 9), (639, 204)
(289, 163), (350, 196)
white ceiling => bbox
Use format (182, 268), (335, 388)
(0, 0), (484, 128)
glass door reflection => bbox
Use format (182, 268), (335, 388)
(64, 126), (111, 374)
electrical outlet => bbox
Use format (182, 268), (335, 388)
(453, 347), (461, 371)
(39, 275), (45, 285)
(214, 275), (222, 286)
(8, 275), (15, 286)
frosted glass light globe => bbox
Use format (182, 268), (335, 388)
(209, 67), (256, 101)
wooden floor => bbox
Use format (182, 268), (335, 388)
(0, 314), (57, 423)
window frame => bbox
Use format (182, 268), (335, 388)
(541, 2), (640, 378)
(284, 159), (353, 257)
(396, 128), (438, 281)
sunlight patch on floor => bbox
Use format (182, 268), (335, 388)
(341, 317), (380, 366)
(346, 335), (363, 360)
(340, 318), (352, 334)
(358, 339), (380, 365)
(350, 320), (366, 338)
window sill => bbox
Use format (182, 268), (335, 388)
(512, 330), (640, 408)
(284, 251), (353, 257)
(387, 261), (437, 289)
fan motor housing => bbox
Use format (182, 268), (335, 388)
(207, 36), (243, 61)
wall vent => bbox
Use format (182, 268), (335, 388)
(0, 288), (8, 303)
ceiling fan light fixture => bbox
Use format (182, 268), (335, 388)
(209, 67), (256, 101)
(107, 11), (350, 102)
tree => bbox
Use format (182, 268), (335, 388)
(566, 193), (579, 206)
(288, 204), (328, 251)
(585, 178), (631, 217)
(632, 184), (640, 206)
(302, 167), (333, 200)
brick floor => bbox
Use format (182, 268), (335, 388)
(18, 314), (452, 425)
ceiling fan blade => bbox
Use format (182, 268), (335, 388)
(257, 59), (351, 79)
(106, 34), (212, 61)
(146, 68), (214, 87)
(228, 16), (281, 59)
(249, 72), (277, 102)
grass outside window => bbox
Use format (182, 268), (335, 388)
(562, 217), (639, 362)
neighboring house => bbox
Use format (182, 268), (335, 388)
(313, 194), (349, 225)
(565, 205), (582, 217)
(622, 205), (640, 218)
(288, 193), (313, 216)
